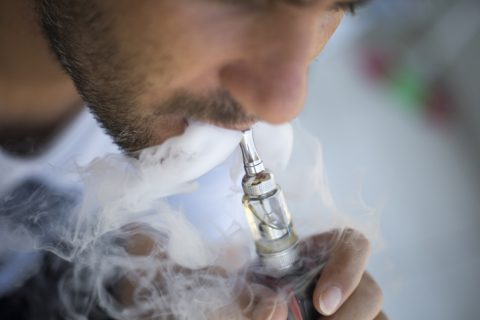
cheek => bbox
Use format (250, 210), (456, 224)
(135, 3), (250, 97)
(311, 10), (344, 59)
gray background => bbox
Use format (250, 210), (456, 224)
(300, 1), (480, 318)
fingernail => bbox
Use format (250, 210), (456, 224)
(320, 286), (342, 315)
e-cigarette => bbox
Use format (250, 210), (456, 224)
(239, 129), (321, 320)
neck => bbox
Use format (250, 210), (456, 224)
(0, 0), (82, 129)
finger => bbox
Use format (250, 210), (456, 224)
(325, 273), (384, 320)
(374, 311), (389, 320)
(312, 229), (371, 315)
(239, 284), (288, 320)
(252, 291), (288, 320)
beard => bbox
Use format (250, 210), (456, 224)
(87, 88), (256, 154)
(35, 0), (255, 154)
(49, 40), (256, 155)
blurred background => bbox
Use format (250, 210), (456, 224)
(1, 1), (479, 319)
(299, 0), (480, 318)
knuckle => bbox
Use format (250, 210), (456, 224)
(363, 273), (384, 307)
(353, 230), (371, 251)
(374, 311), (389, 320)
(340, 228), (371, 255)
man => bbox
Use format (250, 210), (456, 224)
(0, 0), (385, 319)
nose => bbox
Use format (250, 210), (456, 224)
(219, 7), (326, 124)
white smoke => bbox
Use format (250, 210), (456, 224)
(0, 120), (379, 319)
(59, 121), (252, 319)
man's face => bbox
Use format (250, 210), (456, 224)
(37, 0), (349, 153)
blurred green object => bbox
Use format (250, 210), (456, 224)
(390, 67), (427, 113)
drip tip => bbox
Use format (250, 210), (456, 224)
(240, 129), (266, 176)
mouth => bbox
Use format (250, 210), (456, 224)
(211, 119), (258, 131)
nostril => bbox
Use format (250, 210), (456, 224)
(220, 61), (307, 124)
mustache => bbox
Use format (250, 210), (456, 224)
(156, 89), (257, 126)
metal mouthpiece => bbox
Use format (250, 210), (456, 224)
(240, 129), (266, 176)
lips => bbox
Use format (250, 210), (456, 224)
(216, 119), (257, 131)
(206, 119), (258, 132)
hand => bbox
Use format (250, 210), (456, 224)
(116, 226), (385, 320)
(242, 229), (386, 320)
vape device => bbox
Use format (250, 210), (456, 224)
(239, 129), (321, 320)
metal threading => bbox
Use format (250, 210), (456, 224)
(242, 174), (277, 197)
(258, 245), (300, 276)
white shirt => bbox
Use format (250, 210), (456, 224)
(0, 107), (119, 296)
